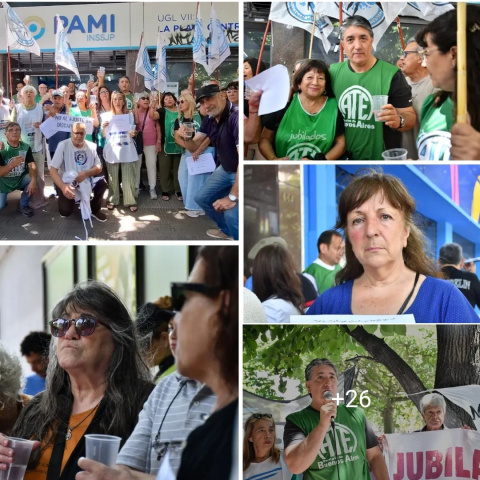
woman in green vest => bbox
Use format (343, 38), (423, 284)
(259, 59), (346, 161)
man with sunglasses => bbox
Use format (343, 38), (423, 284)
(178, 83), (239, 241)
(50, 122), (108, 221)
(399, 39), (437, 159)
(284, 358), (389, 480)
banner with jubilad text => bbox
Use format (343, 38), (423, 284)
(383, 429), (480, 480)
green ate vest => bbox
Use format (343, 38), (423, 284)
(0, 140), (30, 194)
(330, 60), (397, 160)
(303, 262), (342, 295)
(275, 95), (338, 159)
(286, 405), (371, 480)
(417, 94), (453, 161)
(125, 93), (134, 111)
(164, 109), (182, 155)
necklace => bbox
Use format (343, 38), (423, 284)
(65, 402), (100, 440)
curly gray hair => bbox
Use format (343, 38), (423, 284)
(0, 343), (23, 409)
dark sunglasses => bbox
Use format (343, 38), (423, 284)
(49, 317), (108, 337)
(140, 97), (149, 100)
(179, 100), (186, 104)
(170, 282), (222, 312)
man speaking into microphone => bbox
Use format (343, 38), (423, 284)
(283, 358), (389, 480)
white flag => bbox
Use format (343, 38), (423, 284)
(3, 2), (40, 56)
(434, 385), (480, 430)
(55, 15), (80, 79)
(206, 4), (231, 75)
(135, 34), (156, 90)
(155, 33), (168, 93)
(192, 5), (208, 73)
(400, 2), (454, 22)
(270, 3), (332, 53)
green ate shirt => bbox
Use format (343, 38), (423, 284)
(0, 140), (34, 193)
(330, 60), (398, 160)
(286, 405), (371, 480)
(417, 94), (453, 161)
(303, 260), (342, 294)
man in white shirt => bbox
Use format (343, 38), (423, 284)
(50, 122), (107, 221)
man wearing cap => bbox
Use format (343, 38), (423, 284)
(330, 15), (416, 160)
(179, 84), (239, 240)
(0, 122), (37, 217)
(49, 122), (107, 221)
(284, 358), (389, 480)
(44, 90), (70, 163)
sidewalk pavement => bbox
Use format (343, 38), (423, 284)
(0, 175), (219, 241)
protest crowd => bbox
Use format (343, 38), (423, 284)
(244, 3), (480, 161)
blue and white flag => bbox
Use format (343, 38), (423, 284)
(206, 4), (231, 75)
(3, 2), (40, 55)
(55, 15), (80, 79)
(155, 33), (168, 93)
(270, 3), (333, 53)
(399, 2), (454, 22)
(135, 34), (156, 90)
(192, 5), (208, 73)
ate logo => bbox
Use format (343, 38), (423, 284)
(286, 142), (322, 160)
(318, 423), (358, 461)
(338, 86), (373, 122)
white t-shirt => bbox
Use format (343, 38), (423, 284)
(262, 297), (301, 324)
(15, 103), (44, 153)
(51, 138), (101, 178)
(244, 455), (292, 480)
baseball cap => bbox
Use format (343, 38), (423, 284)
(52, 89), (63, 97)
(196, 84), (220, 102)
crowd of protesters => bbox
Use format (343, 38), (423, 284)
(0, 69), (239, 239)
(245, 6), (480, 160)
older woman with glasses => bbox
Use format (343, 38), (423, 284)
(243, 413), (292, 480)
(0, 281), (154, 480)
(415, 5), (480, 160)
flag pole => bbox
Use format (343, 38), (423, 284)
(133, 32), (143, 94)
(257, 19), (270, 74)
(457, 2), (467, 123)
(7, 47), (13, 102)
(308, 13), (316, 59)
(56, 64), (59, 89)
(396, 17), (406, 51)
(339, 2), (344, 62)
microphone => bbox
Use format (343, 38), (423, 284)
(323, 391), (336, 423)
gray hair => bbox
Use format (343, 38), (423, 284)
(0, 344), (23, 408)
(439, 243), (463, 266)
(340, 15), (374, 40)
(420, 393), (446, 414)
(21, 85), (37, 96)
(305, 358), (338, 382)
(406, 37), (418, 45)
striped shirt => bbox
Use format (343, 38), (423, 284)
(116, 372), (215, 475)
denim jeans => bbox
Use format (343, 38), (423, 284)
(0, 174), (31, 211)
(178, 147), (214, 211)
(194, 165), (238, 240)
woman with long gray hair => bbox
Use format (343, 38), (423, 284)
(0, 280), (154, 480)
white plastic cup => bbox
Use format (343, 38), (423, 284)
(381, 148), (408, 160)
(371, 95), (389, 121)
(182, 122), (195, 136)
(18, 150), (27, 158)
(0, 437), (34, 480)
(85, 434), (121, 467)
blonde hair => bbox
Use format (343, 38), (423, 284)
(110, 91), (127, 115)
(178, 94), (197, 120)
(243, 414), (280, 471)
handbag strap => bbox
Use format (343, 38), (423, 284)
(139, 111), (148, 132)
(397, 272), (420, 315)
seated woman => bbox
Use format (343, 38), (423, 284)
(0, 281), (154, 480)
(0, 344), (29, 434)
(416, 5), (480, 160)
(252, 244), (304, 323)
(259, 59), (345, 160)
(243, 413), (292, 480)
(307, 170), (479, 322)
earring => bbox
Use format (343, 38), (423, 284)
(322, 90), (327, 96)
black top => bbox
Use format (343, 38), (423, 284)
(441, 266), (480, 309)
(177, 398), (237, 480)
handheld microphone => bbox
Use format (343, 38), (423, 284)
(323, 391), (336, 423)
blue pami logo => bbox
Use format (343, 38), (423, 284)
(54, 15), (115, 41)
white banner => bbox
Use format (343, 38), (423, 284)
(40, 114), (94, 139)
(383, 429), (480, 480)
(434, 385), (480, 430)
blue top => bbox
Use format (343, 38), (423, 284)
(306, 276), (479, 323)
(23, 373), (46, 395)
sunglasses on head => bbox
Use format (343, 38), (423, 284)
(49, 316), (108, 337)
(249, 413), (273, 421)
(170, 282), (222, 312)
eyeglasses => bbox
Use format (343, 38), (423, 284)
(72, 131), (86, 136)
(179, 100), (186, 104)
(170, 282), (222, 312)
(402, 50), (419, 58)
(418, 47), (440, 61)
(100, 90), (108, 94)
(49, 317), (108, 337)
(140, 97), (149, 100)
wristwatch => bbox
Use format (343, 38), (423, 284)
(228, 193), (238, 202)
(398, 114), (405, 129)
